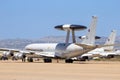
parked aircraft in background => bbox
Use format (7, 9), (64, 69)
(79, 30), (117, 61)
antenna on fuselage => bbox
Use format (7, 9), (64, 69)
(55, 24), (87, 43)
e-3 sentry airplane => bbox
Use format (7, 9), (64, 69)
(24, 16), (112, 63)
(0, 24), (87, 62)
(0, 16), (114, 63)
(0, 24), (87, 63)
(79, 30), (117, 60)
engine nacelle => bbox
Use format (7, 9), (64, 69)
(12, 53), (26, 60)
(75, 53), (93, 61)
(13, 53), (26, 59)
(2, 51), (14, 57)
(79, 36), (86, 40)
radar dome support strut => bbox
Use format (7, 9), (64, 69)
(66, 30), (70, 44)
(55, 24), (87, 43)
(72, 29), (76, 43)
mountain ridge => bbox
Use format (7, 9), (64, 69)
(0, 36), (119, 49)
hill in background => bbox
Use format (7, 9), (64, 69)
(0, 36), (119, 49)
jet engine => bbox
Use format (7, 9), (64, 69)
(1, 51), (14, 60)
(12, 52), (26, 60)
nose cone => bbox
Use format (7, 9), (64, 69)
(25, 44), (33, 50)
(25, 44), (44, 52)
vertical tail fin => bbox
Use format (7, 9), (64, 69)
(81, 16), (98, 45)
(103, 30), (116, 51)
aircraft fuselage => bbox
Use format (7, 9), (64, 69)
(25, 43), (83, 59)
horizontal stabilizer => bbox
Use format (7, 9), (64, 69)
(79, 36), (101, 40)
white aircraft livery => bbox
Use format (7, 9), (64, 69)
(0, 16), (116, 63)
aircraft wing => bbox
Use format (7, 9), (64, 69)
(97, 44), (117, 48)
(35, 52), (55, 58)
(76, 43), (117, 49)
(75, 43), (97, 49)
(0, 48), (20, 52)
(75, 43), (118, 56)
(0, 48), (34, 55)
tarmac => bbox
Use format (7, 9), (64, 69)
(0, 60), (120, 80)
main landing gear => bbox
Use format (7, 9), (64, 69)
(65, 59), (73, 63)
(0, 56), (8, 60)
(43, 58), (52, 63)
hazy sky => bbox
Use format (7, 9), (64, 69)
(0, 0), (120, 39)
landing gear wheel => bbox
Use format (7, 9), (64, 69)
(107, 55), (114, 58)
(65, 59), (73, 63)
(43, 58), (52, 63)
(27, 57), (33, 62)
(12, 56), (17, 61)
(1, 56), (8, 60)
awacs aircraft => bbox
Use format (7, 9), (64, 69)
(0, 24), (87, 62)
(0, 16), (115, 63)
(24, 24), (90, 63)
(24, 16), (114, 63)
(78, 30), (117, 60)
(96, 30), (118, 58)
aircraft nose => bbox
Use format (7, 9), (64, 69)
(25, 44), (32, 50)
